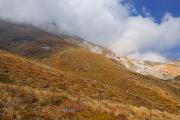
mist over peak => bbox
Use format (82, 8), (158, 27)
(0, 0), (180, 61)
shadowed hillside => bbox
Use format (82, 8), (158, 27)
(0, 21), (114, 60)
(0, 20), (79, 59)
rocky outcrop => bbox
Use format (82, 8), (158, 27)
(112, 57), (180, 80)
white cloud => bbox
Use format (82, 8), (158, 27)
(0, 0), (128, 44)
(110, 15), (180, 59)
(127, 52), (167, 63)
(0, 0), (180, 61)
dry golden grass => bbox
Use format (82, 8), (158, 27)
(0, 83), (179, 120)
(0, 83), (69, 120)
(83, 98), (180, 120)
(47, 48), (180, 113)
(0, 82), (119, 120)
(0, 49), (180, 120)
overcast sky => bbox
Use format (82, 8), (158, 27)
(0, 0), (180, 62)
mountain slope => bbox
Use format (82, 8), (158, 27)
(46, 48), (180, 112)
(0, 20), (114, 60)
(0, 49), (180, 119)
(0, 49), (118, 119)
(0, 20), (180, 119)
(0, 20), (81, 59)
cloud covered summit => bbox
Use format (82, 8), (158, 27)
(0, 0), (180, 62)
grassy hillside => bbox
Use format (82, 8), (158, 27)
(0, 49), (180, 119)
(0, 19), (180, 120)
(47, 48), (180, 112)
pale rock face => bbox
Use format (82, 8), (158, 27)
(41, 44), (51, 50)
(90, 46), (102, 54)
(113, 57), (180, 80)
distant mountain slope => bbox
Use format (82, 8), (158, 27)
(0, 20), (78, 59)
(112, 57), (180, 80)
(0, 20), (113, 60)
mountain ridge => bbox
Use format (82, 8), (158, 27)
(0, 21), (180, 119)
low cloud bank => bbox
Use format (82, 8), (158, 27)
(127, 52), (167, 63)
(0, 0), (180, 62)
